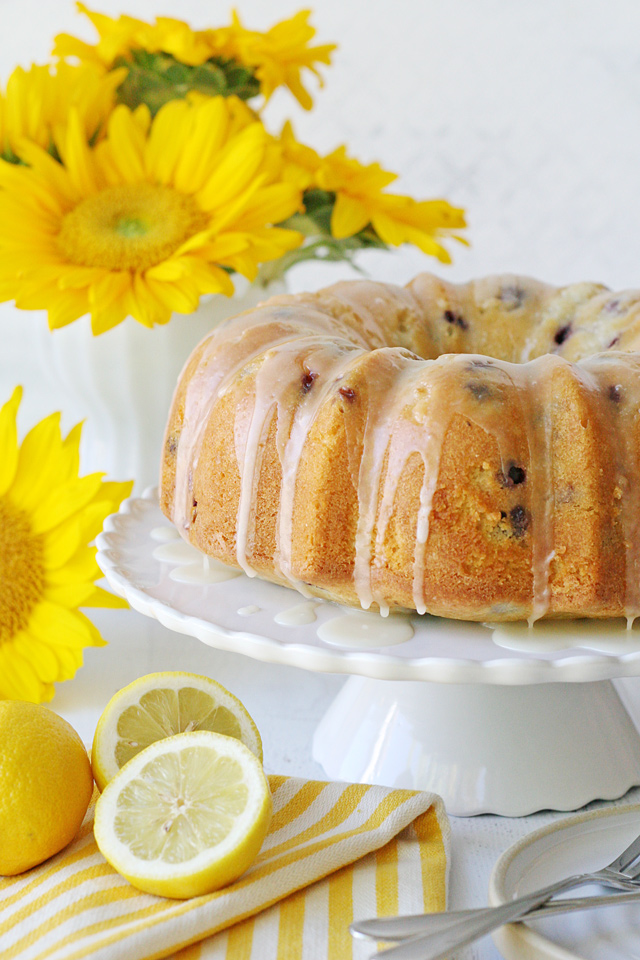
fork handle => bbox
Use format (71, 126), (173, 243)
(353, 887), (640, 942)
(374, 874), (584, 960)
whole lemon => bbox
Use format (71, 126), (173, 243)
(0, 701), (94, 875)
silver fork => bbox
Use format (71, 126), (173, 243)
(350, 828), (640, 960)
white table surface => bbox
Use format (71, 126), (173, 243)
(51, 607), (640, 960)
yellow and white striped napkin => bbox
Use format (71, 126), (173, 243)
(0, 775), (449, 960)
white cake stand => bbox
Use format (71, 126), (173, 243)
(96, 489), (640, 817)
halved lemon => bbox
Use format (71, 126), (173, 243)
(93, 730), (272, 898)
(91, 672), (262, 792)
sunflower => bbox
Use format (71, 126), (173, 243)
(53, 4), (336, 110)
(316, 146), (467, 263)
(0, 61), (124, 163)
(0, 96), (302, 334)
(0, 388), (132, 703)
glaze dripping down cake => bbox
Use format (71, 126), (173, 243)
(160, 273), (640, 623)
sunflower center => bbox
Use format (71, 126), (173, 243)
(57, 183), (209, 272)
(0, 498), (45, 644)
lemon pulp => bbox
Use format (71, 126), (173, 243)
(115, 686), (244, 769)
(114, 744), (248, 863)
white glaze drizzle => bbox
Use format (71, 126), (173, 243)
(274, 600), (321, 626)
(491, 618), (640, 656)
(580, 353), (640, 626)
(150, 526), (181, 542)
(519, 355), (558, 625)
(351, 350), (419, 613)
(153, 540), (203, 564)
(317, 610), (414, 648)
(169, 562), (240, 584)
(275, 342), (362, 590)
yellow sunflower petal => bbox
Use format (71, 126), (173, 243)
(46, 545), (99, 585)
(52, 33), (103, 65)
(181, 259), (236, 296)
(5, 140), (80, 208)
(173, 97), (230, 194)
(56, 109), (102, 197)
(197, 123), (267, 210)
(60, 422), (83, 482)
(330, 193), (370, 239)
(80, 585), (128, 609)
(144, 99), (191, 184)
(10, 412), (65, 510)
(104, 105), (147, 183)
(0, 643), (50, 702)
(93, 479), (133, 510)
(44, 582), (98, 608)
(47, 288), (90, 331)
(31, 473), (104, 536)
(130, 275), (172, 328)
(144, 275), (201, 314)
(0, 156), (65, 219)
(174, 229), (247, 259)
(29, 600), (106, 649)
(234, 182), (302, 231)
(206, 174), (267, 235)
(57, 266), (109, 290)
(241, 226), (303, 261)
(88, 271), (132, 335)
(218, 249), (259, 281)
(43, 516), (82, 571)
(0, 386), (22, 497)
(17, 634), (84, 686)
(13, 633), (62, 683)
(369, 211), (412, 247)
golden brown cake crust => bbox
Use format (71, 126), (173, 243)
(160, 273), (640, 622)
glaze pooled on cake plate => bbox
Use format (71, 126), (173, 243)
(160, 273), (640, 624)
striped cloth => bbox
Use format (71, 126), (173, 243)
(0, 775), (449, 960)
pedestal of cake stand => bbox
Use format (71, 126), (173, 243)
(312, 677), (640, 817)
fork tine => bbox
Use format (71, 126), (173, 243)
(607, 831), (640, 873)
(622, 856), (640, 880)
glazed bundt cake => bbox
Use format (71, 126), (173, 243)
(160, 273), (640, 623)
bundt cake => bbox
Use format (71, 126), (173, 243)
(160, 273), (640, 623)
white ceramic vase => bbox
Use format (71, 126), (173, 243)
(15, 278), (285, 490)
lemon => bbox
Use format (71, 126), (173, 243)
(94, 730), (272, 898)
(0, 701), (94, 876)
(91, 672), (263, 792)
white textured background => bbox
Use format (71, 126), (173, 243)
(2, 0), (640, 292)
(2, 4), (640, 959)
(3, 0), (640, 427)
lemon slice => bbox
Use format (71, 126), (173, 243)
(91, 672), (262, 792)
(94, 730), (272, 898)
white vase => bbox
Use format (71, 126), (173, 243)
(11, 278), (286, 490)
